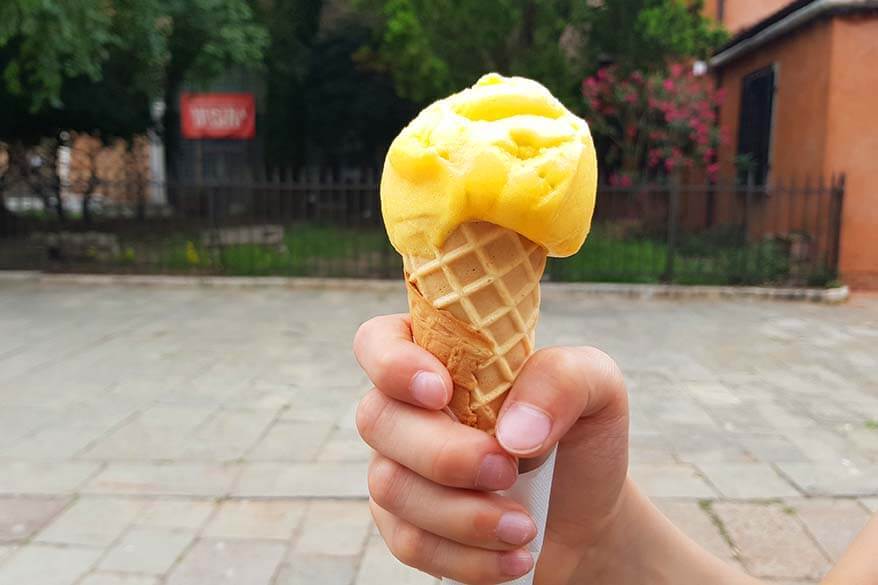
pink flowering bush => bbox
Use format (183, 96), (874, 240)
(582, 63), (727, 185)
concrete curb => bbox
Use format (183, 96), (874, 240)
(540, 281), (849, 304)
(0, 270), (849, 304)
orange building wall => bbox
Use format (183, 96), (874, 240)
(716, 18), (833, 197)
(824, 15), (878, 288)
(716, 14), (878, 288)
(704, 0), (795, 32)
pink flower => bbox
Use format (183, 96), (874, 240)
(619, 175), (634, 188)
(663, 79), (675, 92)
(648, 148), (662, 166)
(670, 63), (684, 79)
(630, 71), (645, 85)
(707, 162), (720, 178)
(626, 125), (637, 138)
(625, 93), (638, 104)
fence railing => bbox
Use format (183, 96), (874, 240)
(0, 174), (846, 286)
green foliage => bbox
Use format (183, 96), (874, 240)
(550, 222), (795, 286)
(578, 0), (728, 72)
(0, 0), (268, 130)
(0, 0), (115, 110)
(162, 0), (268, 90)
(363, 0), (727, 107)
(153, 225), (396, 277)
(301, 21), (418, 168)
(361, 0), (575, 104)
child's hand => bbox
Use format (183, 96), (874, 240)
(355, 313), (876, 585)
(354, 313), (630, 584)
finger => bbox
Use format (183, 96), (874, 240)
(368, 455), (536, 550)
(370, 500), (535, 585)
(356, 389), (518, 490)
(354, 314), (453, 409)
(495, 346), (628, 458)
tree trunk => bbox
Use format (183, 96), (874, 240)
(521, 0), (536, 48)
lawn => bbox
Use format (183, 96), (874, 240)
(92, 222), (833, 286)
(126, 224), (400, 278)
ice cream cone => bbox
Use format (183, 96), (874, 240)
(403, 221), (547, 432)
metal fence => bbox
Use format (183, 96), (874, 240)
(0, 173), (845, 286)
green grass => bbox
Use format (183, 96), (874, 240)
(86, 221), (836, 285)
(865, 420), (878, 431)
(549, 225), (803, 286)
(131, 224), (398, 277)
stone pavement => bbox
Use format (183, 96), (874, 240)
(0, 279), (876, 585)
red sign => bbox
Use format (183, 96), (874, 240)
(180, 93), (255, 140)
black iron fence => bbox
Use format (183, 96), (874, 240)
(0, 173), (845, 286)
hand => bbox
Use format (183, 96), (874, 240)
(353, 313), (630, 584)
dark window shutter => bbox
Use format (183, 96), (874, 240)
(737, 66), (775, 184)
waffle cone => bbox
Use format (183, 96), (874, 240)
(403, 222), (547, 432)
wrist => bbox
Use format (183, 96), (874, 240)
(566, 479), (759, 585)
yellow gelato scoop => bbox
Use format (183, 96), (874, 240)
(381, 73), (598, 258)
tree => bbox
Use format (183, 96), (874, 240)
(0, 0), (268, 228)
(576, 0), (727, 73)
(359, 0), (576, 104)
(302, 21), (418, 171)
(256, 0), (324, 167)
(362, 0), (726, 108)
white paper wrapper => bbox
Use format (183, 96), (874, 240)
(446, 447), (557, 585)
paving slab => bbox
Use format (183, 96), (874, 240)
(98, 527), (194, 575)
(354, 536), (440, 585)
(775, 461), (878, 497)
(0, 544), (103, 585)
(294, 501), (373, 556)
(165, 539), (286, 585)
(79, 574), (160, 585)
(134, 500), (216, 531)
(35, 497), (145, 548)
(788, 498), (872, 561)
(232, 462), (369, 498)
(629, 464), (717, 498)
(654, 500), (737, 563)
(83, 464), (241, 497)
(201, 500), (306, 541)
(0, 462), (101, 496)
(276, 554), (359, 585)
(697, 463), (801, 499)
(0, 497), (69, 543)
(247, 421), (334, 461)
(713, 502), (830, 581)
(2, 281), (878, 585)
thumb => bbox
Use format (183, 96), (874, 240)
(495, 346), (628, 459)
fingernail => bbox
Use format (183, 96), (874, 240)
(496, 512), (536, 545)
(499, 549), (534, 577)
(497, 403), (552, 454)
(475, 454), (517, 490)
(410, 371), (447, 409)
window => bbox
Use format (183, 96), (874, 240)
(737, 66), (775, 184)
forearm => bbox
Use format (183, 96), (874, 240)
(821, 516), (878, 585)
(571, 479), (761, 585)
